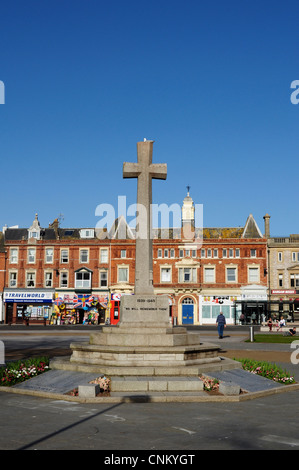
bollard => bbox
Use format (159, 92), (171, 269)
(249, 325), (254, 342)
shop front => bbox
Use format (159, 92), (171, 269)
(3, 289), (54, 324)
(269, 290), (298, 323)
(200, 294), (238, 325)
(234, 285), (268, 325)
(52, 293), (109, 325)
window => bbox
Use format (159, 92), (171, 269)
(118, 267), (128, 283)
(207, 249), (212, 258)
(100, 249), (108, 263)
(100, 270), (108, 287)
(179, 267), (197, 283)
(170, 249), (175, 258)
(182, 297), (194, 304)
(28, 248), (36, 264)
(185, 249), (190, 257)
(61, 249), (69, 263)
(45, 272), (53, 287)
(201, 249), (205, 258)
(29, 230), (40, 240)
(213, 249), (218, 258)
(278, 252), (283, 262)
(235, 248), (240, 258)
(161, 267), (171, 282)
(179, 249), (184, 258)
(250, 249), (256, 258)
(75, 271), (91, 288)
(229, 249), (234, 258)
(46, 248), (54, 264)
(248, 267), (259, 283)
(157, 249), (162, 258)
(9, 272), (17, 287)
(292, 252), (299, 262)
(26, 272), (36, 287)
(290, 274), (299, 288)
(121, 249), (126, 259)
(164, 249), (169, 258)
(80, 249), (89, 263)
(80, 229), (94, 238)
(223, 249), (227, 258)
(278, 273), (283, 287)
(192, 249), (197, 258)
(226, 267), (237, 282)
(204, 267), (215, 283)
(10, 248), (18, 264)
(60, 271), (68, 288)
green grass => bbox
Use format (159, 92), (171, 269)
(245, 334), (298, 344)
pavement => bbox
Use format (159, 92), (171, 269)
(1, 325), (299, 403)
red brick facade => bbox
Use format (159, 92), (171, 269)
(0, 211), (268, 326)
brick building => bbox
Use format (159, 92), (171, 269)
(2, 215), (111, 325)
(0, 193), (269, 326)
(265, 214), (299, 321)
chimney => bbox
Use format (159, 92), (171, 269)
(263, 214), (270, 238)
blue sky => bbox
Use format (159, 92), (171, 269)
(0, 0), (298, 237)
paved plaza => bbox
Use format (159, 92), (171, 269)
(1, 326), (299, 450)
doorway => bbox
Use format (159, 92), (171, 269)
(182, 297), (194, 325)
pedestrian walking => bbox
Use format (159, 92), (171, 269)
(216, 311), (226, 338)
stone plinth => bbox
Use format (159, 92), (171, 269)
(50, 294), (242, 383)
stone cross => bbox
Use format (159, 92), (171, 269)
(123, 140), (167, 295)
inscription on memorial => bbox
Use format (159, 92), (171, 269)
(124, 297), (168, 312)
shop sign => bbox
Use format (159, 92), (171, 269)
(202, 296), (237, 305)
(4, 291), (53, 303)
(271, 290), (296, 295)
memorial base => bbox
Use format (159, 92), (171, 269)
(50, 294), (242, 393)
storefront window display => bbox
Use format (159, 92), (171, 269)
(51, 294), (108, 325)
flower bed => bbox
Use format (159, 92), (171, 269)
(0, 357), (50, 387)
(235, 358), (295, 384)
(200, 375), (220, 392)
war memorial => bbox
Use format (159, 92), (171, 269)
(51, 140), (241, 396)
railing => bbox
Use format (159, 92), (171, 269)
(269, 237), (299, 244)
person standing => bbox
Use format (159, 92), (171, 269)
(216, 311), (226, 339)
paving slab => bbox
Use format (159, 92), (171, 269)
(206, 369), (284, 393)
(13, 370), (102, 394)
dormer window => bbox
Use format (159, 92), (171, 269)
(28, 213), (41, 240)
(80, 229), (94, 238)
(29, 230), (39, 239)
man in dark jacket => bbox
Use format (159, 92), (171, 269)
(216, 311), (226, 339)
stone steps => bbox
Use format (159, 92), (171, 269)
(50, 355), (241, 377)
(111, 376), (204, 393)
